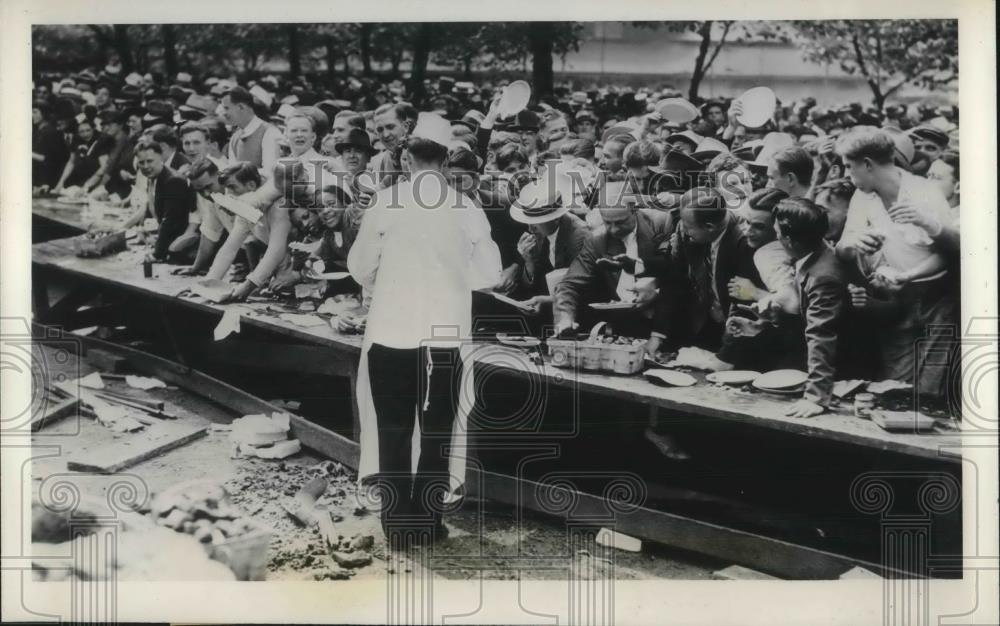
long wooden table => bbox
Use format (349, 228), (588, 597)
(31, 231), (966, 578)
(31, 234), (962, 464)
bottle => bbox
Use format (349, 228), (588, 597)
(143, 258), (153, 278)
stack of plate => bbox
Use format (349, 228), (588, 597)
(751, 370), (808, 395)
(705, 370), (761, 386)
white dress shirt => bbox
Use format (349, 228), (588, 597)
(615, 229), (646, 302)
(348, 171), (502, 349)
(841, 168), (950, 282)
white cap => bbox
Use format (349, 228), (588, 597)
(124, 72), (143, 87)
(411, 112), (452, 149)
(249, 84), (274, 108)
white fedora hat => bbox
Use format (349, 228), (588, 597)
(411, 112), (453, 149)
(509, 178), (571, 225)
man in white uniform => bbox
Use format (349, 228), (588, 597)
(349, 112), (501, 547)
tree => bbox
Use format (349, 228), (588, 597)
(409, 23), (437, 105)
(633, 21), (775, 102)
(162, 24), (178, 79)
(287, 24), (301, 78)
(792, 20), (958, 109)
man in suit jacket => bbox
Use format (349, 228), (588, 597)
(771, 197), (848, 418)
(649, 187), (762, 355)
(554, 180), (675, 336)
(132, 139), (197, 262)
(508, 179), (589, 300)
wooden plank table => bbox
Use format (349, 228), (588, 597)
(32, 235), (962, 464)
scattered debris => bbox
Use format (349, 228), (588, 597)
(278, 313), (327, 328)
(316, 298), (339, 316)
(294, 283), (323, 300)
(214, 308), (242, 341)
(595, 528), (642, 553)
(867, 380), (913, 395)
(711, 565), (779, 580)
(331, 550), (372, 569)
(76, 372), (106, 390)
(86, 349), (128, 372)
(125, 375), (168, 390)
(839, 566), (882, 580)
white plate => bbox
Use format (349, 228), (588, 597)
(645, 369), (697, 387)
(735, 86), (777, 128)
(706, 370), (761, 385)
(498, 80), (531, 118)
(496, 334), (541, 348)
(655, 98), (699, 124)
(589, 302), (639, 311)
(753, 369), (808, 390)
(752, 383), (805, 396)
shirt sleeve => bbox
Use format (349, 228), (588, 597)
(464, 196), (503, 290)
(840, 191), (869, 242)
(347, 191), (387, 292)
(260, 125), (283, 179)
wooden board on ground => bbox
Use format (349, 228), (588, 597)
(31, 397), (80, 431)
(67, 422), (208, 474)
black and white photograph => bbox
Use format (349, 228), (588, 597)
(1, 1), (997, 624)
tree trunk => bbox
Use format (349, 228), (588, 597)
(688, 21), (713, 102)
(527, 22), (554, 99)
(326, 36), (337, 79)
(287, 25), (301, 78)
(409, 23), (435, 106)
(112, 25), (134, 73)
(162, 25), (178, 80)
(463, 55), (473, 79)
(360, 23), (373, 77)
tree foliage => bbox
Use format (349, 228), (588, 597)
(791, 20), (958, 108)
(632, 21), (785, 102)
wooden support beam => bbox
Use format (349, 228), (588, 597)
(463, 466), (895, 580)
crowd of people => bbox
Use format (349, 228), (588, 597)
(31, 66), (961, 421)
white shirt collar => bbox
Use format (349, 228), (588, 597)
(240, 116), (263, 138)
(546, 226), (560, 266)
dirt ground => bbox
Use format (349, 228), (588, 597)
(30, 342), (718, 581)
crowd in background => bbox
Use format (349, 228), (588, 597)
(31, 64), (962, 421)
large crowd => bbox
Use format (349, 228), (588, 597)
(32, 66), (962, 425)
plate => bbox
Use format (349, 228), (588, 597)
(496, 334), (541, 348)
(706, 370), (761, 385)
(655, 98), (699, 124)
(735, 86), (777, 128)
(645, 369), (697, 388)
(57, 196), (89, 205)
(752, 383), (804, 396)
(589, 302), (639, 311)
(498, 80), (531, 118)
(753, 369), (808, 390)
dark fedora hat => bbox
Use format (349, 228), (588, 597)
(908, 124), (950, 147)
(114, 84), (143, 105)
(452, 109), (486, 132)
(143, 99), (175, 123)
(334, 127), (376, 155)
(508, 109), (541, 132)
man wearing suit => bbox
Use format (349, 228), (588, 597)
(508, 179), (589, 301)
(554, 180), (675, 337)
(648, 187), (763, 355)
(131, 139), (198, 263)
(771, 197), (847, 418)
